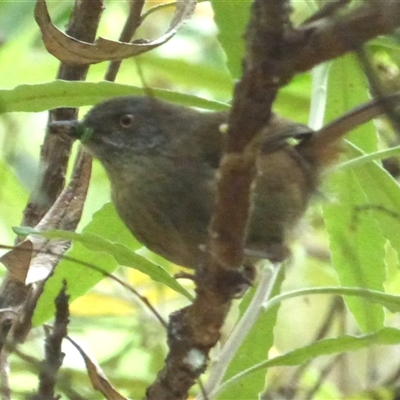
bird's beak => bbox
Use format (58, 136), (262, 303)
(49, 120), (82, 139)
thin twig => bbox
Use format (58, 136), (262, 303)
(30, 281), (70, 400)
(105, 0), (146, 81)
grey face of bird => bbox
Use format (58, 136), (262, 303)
(79, 97), (173, 163)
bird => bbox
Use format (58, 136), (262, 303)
(49, 94), (398, 269)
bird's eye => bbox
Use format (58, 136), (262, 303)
(119, 114), (135, 128)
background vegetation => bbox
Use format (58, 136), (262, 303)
(1, 0), (400, 399)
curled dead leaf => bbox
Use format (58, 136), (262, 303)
(34, 0), (197, 65)
(66, 335), (128, 400)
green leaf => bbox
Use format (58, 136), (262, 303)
(215, 327), (400, 397)
(32, 203), (191, 325)
(38, 229), (190, 295)
(323, 167), (386, 332)
(274, 73), (312, 124)
(140, 54), (233, 100)
(324, 54), (376, 151)
(264, 286), (400, 314)
(211, 0), (251, 78)
(322, 54), (386, 332)
(0, 81), (229, 114)
(343, 145), (400, 262)
(0, 159), (28, 241)
(269, 328), (400, 367)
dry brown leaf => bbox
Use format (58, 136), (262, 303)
(0, 241), (33, 283)
(66, 336), (128, 400)
(34, 0), (197, 65)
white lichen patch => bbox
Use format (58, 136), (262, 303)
(183, 348), (206, 372)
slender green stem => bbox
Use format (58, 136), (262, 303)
(197, 263), (284, 400)
(331, 143), (400, 172)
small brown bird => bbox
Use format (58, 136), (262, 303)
(50, 94), (397, 268)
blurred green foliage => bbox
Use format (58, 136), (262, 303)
(2, 1), (400, 399)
